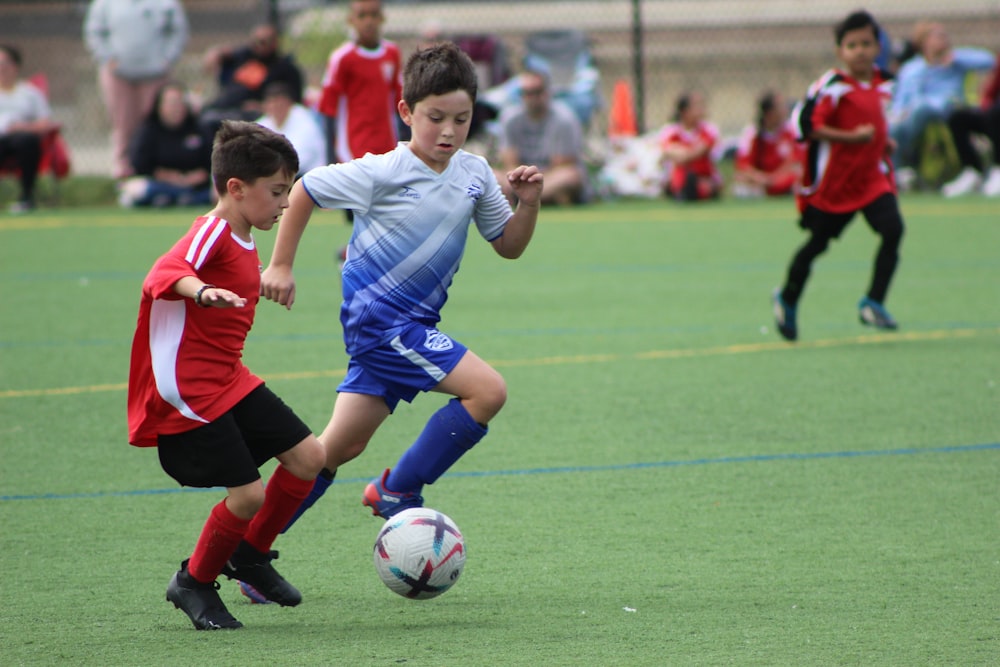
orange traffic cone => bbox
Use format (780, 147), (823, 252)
(608, 79), (638, 138)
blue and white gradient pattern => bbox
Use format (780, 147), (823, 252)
(302, 144), (512, 355)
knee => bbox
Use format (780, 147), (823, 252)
(805, 233), (831, 255)
(228, 485), (266, 519)
(882, 218), (904, 246)
(468, 370), (507, 422)
(485, 370), (508, 414)
(330, 439), (370, 468)
(296, 436), (327, 478)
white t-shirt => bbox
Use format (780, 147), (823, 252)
(0, 81), (51, 135)
(256, 104), (328, 174)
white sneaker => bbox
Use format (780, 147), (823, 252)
(731, 182), (764, 199)
(895, 166), (917, 192)
(117, 177), (149, 208)
(941, 167), (982, 198)
(982, 167), (1000, 197)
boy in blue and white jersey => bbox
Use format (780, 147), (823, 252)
(259, 42), (542, 571)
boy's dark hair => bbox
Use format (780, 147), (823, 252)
(834, 10), (880, 45)
(211, 120), (299, 194)
(402, 41), (478, 111)
(263, 81), (295, 100)
(673, 92), (691, 123)
(0, 44), (22, 68)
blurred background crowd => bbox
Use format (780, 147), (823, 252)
(0, 0), (998, 211)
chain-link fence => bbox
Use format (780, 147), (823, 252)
(2, 0), (998, 176)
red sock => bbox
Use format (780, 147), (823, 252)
(188, 500), (250, 584)
(243, 465), (315, 555)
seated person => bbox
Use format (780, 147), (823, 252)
(118, 81), (212, 208)
(889, 21), (995, 189)
(255, 82), (327, 175)
(493, 68), (587, 206)
(943, 52), (1000, 197)
(732, 90), (804, 198)
(659, 91), (722, 201)
(0, 44), (61, 213)
(199, 23), (304, 134)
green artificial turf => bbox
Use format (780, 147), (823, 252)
(1, 195), (997, 666)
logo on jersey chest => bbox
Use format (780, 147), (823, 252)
(466, 182), (483, 201)
(400, 185), (420, 199)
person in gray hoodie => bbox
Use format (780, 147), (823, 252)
(84, 0), (188, 179)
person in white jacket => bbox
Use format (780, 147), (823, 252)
(83, 0), (188, 179)
(255, 82), (328, 176)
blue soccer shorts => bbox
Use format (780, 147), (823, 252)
(338, 323), (468, 412)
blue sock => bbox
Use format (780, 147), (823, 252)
(386, 398), (488, 494)
(281, 468), (335, 533)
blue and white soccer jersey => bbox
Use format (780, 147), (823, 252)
(300, 143), (513, 407)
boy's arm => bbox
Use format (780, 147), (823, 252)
(173, 275), (246, 309)
(810, 123), (875, 144)
(491, 165), (543, 260)
(261, 180), (317, 309)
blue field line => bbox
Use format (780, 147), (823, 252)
(2, 442), (997, 503)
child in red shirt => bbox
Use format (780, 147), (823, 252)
(128, 120), (325, 630)
(318, 0), (402, 164)
(658, 91), (723, 201)
(733, 90), (804, 198)
(772, 10), (905, 341)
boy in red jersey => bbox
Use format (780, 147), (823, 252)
(318, 0), (402, 164)
(317, 0), (402, 249)
(771, 10), (905, 341)
(127, 120), (326, 630)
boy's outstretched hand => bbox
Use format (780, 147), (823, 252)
(506, 165), (544, 207)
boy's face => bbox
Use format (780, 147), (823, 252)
(837, 25), (880, 79)
(228, 172), (294, 232)
(399, 90), (474, 173)
(349, 0), (383, 49)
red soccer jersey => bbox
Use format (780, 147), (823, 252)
(127, 216), (263, 448)
(318, 40), (402, 163)
(793, 68), (895, 213)
(659, 120), (722, 186)
(735, 121), (803, 175)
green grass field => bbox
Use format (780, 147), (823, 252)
(1, 195), (998, 666)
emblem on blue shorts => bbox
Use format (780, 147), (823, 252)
(424, 329), (454, 351)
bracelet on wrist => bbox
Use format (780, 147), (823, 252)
(195, 284), (216, 307)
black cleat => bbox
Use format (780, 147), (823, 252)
(220, 541), (302, 607)
(166, 560), (242, 630)
(772, 288), (798, 341)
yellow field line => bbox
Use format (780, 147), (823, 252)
(1, 327), (992, 400)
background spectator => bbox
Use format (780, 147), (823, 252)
(83, 0), (188, 180)
(494, 68), (588, 206)
(256, 82), (327, 176)
(888, 20), (995, 190)
(200, 23), (305, 135)
(118, 81), (212, 208)
(0, 44), (62, 213)
(659, 91), (723, 201)
(732, 90), (804, 198)
(942, 52), (1000, 197)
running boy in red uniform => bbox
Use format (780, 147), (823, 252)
(127, 120), (326, 630)
(772, 10), (905, 341)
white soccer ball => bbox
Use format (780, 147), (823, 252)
(372, 507), (466, 600)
